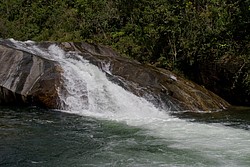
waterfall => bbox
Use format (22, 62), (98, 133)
(8, 39), (170, 120)
(8, 39), (250, 166)
(50, 45), (175, 126)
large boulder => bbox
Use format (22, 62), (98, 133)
(0, 43), (63, 108)
(0, 39), (230, 111)
(60, 42), (230, 111)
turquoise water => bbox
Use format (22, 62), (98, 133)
(1, 106), (250, 167)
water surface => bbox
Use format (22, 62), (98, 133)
(1, 106), (250, 167)
(1, 39), (250, 167)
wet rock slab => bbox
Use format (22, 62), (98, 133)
(0, 43), (62, 108)
(0, 39), (229, 111)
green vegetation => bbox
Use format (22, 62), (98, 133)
(0, 0), (249, 105)
(0, 0), (249, 67)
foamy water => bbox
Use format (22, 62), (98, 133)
(5, 39), (250, 166)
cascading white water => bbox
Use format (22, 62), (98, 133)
(9, 39), (250, 167)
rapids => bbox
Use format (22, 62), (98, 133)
(0, 39), (249, 167)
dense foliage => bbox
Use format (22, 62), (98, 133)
(0, 0), (249, 64)
(0, 0), (249, 104)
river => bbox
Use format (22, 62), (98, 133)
(0, 106), (250, 167)
(0, 39), (250, 166)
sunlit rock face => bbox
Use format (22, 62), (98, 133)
(0, 43), (62, 108)
(0, 39), (229, 111)
(60, 42), (230, 111)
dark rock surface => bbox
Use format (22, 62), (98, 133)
(60, 42), (230, 111)
(0, 39), (230, 111)
(191, 55), (250, 106)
